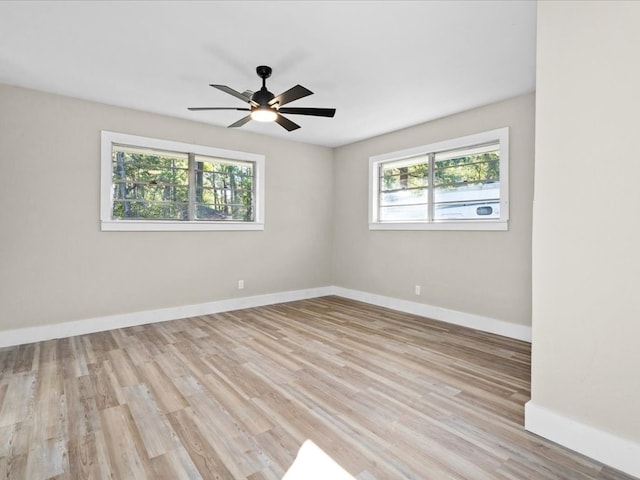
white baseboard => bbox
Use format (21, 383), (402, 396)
(0, 286), (334, 348)
(333, 287), (532, 342)
(525, 401), (640, 478)
(0, 285), (530, 348)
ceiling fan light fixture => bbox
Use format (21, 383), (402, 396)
(251, 108), (278, 122)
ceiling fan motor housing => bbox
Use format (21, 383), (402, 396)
(252, 88), (275, 108)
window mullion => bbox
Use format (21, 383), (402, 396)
(188, 152), (196, 221)
(428, 153), (435, 222)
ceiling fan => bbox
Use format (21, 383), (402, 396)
(188, 65), (336, 131)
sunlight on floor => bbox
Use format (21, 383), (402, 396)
(282, 439), (356, 480)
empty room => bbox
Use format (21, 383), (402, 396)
(1, 1), (638, 479)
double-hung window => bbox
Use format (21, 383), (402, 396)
(101, 131), (264, 231)
(369, 128), (509, 230)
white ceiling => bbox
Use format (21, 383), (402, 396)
(0, 1), (537, 148)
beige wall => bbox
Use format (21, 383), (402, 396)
(332, 93), (535, 326)
(0, 84), (535, 335)
(0, 84), (334, 329)
(532, 1), (640, 442)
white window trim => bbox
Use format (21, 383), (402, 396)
(368, 127), (509, 231)
(100, 131), (265, 231)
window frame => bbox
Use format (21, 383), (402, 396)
(100, 131), (265, 231)
(369, 127), (509, 231)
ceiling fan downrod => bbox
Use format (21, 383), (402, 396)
(253, 66), (274, 106)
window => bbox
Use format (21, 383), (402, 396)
(101, 131), (264, 231)
(369, 128), (509, 230)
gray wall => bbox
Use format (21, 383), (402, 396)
(532, 1), (640, 443)
(332, 93), (535, 326)
(0, 84), (334, 329)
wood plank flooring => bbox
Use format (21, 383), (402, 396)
(0, 296), (634, 479)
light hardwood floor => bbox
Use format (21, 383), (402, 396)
(0, 296), (634, 479)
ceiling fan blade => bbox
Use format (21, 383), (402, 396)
(278, 107), (336, 118)
(274, 113), (301, 131)
(228, 115), (252, 128)
(269, 85), (313, 107)
(188, 107), (250, 111)
(210, 84), (258, 106)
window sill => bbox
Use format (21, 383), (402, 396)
(369, 221), (508, 231)
(101, 220), (264, 232)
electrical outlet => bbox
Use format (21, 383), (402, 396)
(415, 285), (421, 295)
(238, 280), (244, 290)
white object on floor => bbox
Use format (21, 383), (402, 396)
(282, 439), (356, 480)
